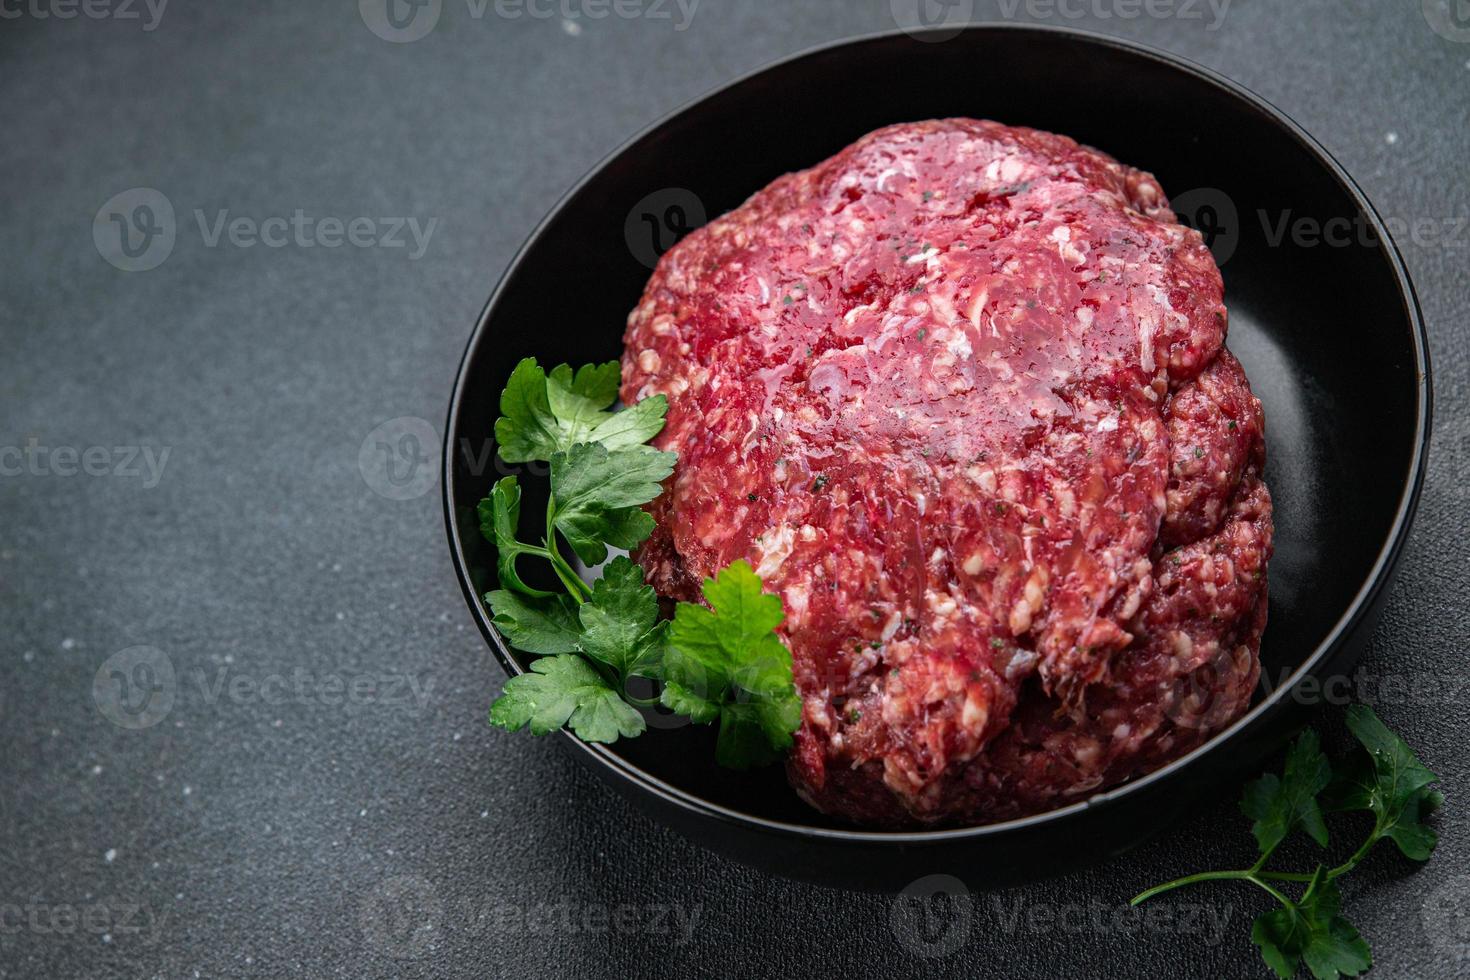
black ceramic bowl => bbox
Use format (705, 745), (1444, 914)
(445, 26), (1430, 891)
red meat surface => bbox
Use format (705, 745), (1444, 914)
(621, 119), (1272, 827)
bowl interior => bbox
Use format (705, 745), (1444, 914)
(448, 28), (1424, 830)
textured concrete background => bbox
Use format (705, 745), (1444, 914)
(2, 1), (1467, 977)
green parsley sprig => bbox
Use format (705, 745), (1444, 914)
(1132, 705), (1442, 979)
(660, 560), (802, 769)
(479, 358), (800, 767)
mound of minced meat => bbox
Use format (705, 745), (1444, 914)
(622, 119), (1272, 827)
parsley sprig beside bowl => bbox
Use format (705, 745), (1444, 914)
(1133, 705), (1442, 979)
(478, 357), (800, 768)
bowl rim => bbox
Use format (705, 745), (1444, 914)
(443, 22), (1432, 845)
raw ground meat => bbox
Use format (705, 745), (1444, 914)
(621, 119), (1273, 827)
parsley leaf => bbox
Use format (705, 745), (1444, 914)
(1322, 704), (1442, 860)
(552, 442), (677, 511)
(548, 361), (621, 413)
(486, 589), (582, 655)
(576, 556), (667, 680)
(489, 654), (645, 743)
(716, 701), (793, 770)
(1241, 729), (1332, 855)
(661, 560), (802, 769)
(1251, 866), (1371, 980)
(555, 506), (657, 569)
(494, 358), (566, 464)
(660, 678), (722, 724)
(544, 362), (621, 446)
(586, 394), (669, 452)
(494, 357), (667, 463)
(550, 443), (675, 565)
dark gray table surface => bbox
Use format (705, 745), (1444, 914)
(3, 1), (1467, 977)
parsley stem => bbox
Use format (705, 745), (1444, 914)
(548, 556), (590, 602)
(543, 495), (592, 603)
(1248, 831), (1382, 886)
(1133, 833), (1385, 905)
(1322, 830), (1381, 881)
(543, 538), (591, 602)
(1130, 870), (1253, 905)
(1247, 876), (1296, 911)
(1255, 870), (1317, 882)
(1131, 869), (1300, 909)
